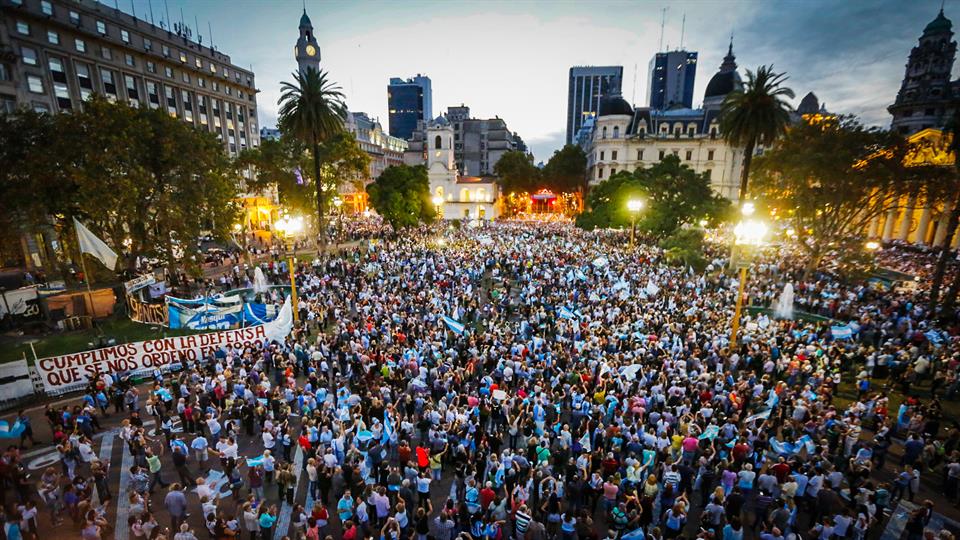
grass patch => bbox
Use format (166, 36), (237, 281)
(0, 318), (201, 364)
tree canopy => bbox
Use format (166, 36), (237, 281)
(541, 145), (587, 193)
(366, 164), (435, 230)
(752, 114), (932, 274)
(0, 96), (239, 279)
(576, 155), (730, 236)
(493, 150), (540, 195)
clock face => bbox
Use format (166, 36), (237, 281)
(306, 45), (317, 57)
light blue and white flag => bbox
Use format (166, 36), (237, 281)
(0, 420), (25, 439)
(831, 325), (854, 339)
(578, 431), (592, 452)
(925, 330), (944, 345)
(558, 306), (578, 320)
(245, 454), (265, 468)
(698, 425), (720, 440)
(744, 409), (772, 424)
(441, 315), (465, 334)
(382, 413), (394, 445)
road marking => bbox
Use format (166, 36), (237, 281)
(91, 431), (115, 506)
(113, 437), (134, 540)
(22, 421), (154, 460)
(273, 446), (304, 540)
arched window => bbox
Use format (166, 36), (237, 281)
(476, 188), (487, 202)
(460, 188), (470, 201)
(602, 126), (607, 139)
(613, 126), (620, 138)
(435, 135), (442, 149)
(435, 186), (444, 198)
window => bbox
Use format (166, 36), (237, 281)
(33, 102), (50, 113)
(1, 94), (15, 115)
(146, 61), (156, 74)
(602, 126), (607, 139)
(637, 149), (644, 160)
(41, 1), (53, 15)
(146, 81), (160, 108)
(162, 45), (170, 57)
(54, 82), (71, 110)
(75, 38), (86, 53)
(101, 47), (112, 60)
(125, 75), (139, 104)
(47, 31), (60, 45)
(198, 95), (208, 125)
(611, 168), (617, 176)
(210, 63), (217, 74)
(27, 75), (44, 94)
(21, 46), (38, 66)
(685, 150), (692, 161)
(179, 51), (187, 63)
(710, 128), (717, 139)
(198, 77), (206, 88)
(76, 63), (93, 100)
(125, 54), (135, 67)
(16, 21), (30, 35)
(658, 150), (665, 160)
(687, 127), (695, 137)
(69, 10), (80, 25)
(121, 29), (130, 43)
(613, 126), (620, 138)
(182, 72), (190, 83)
(143, 38), (152, 51)
(195, 58), (202, 69)
(48, 57), (67, 82)
(165, 86), (177, 116)
(0, 64), (9, 82)
(597, 167), (604, 179)
(100, 68), (117, 99)
(611, 150), (618, 161)
(164, 66), (173, 78)
(96, 20), (107, 35)
(225, 86), (231, 96)
(704, 169), (712, 180)
(707, 150), (715, 161)
(182, 90), (193, 122)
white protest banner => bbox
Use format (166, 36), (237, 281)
(35, 298), (293, 395)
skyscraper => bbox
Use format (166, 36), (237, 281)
(566, 66), (623, 145)
(294, 9), (321, 74)
(387, 75), (432, 141)
(647, 50), (698, 110)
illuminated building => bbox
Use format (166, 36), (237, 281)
(388, 74), (431, 141)
(584, 42), (743, 200)
(424, 117), (498, 221)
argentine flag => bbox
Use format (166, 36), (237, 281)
(558, 306), (577, 320)
(831, 325), (854, 339)
(382, 413), (394, 445)
(442, 315), (465, 334)
(0, 420), (25, 439)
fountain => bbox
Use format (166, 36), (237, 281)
(253, 267), (270, 296)
(774, 283), (795, 320)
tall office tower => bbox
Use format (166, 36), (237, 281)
(647, 50), (698, 110)
(387, 74), (432, 140)
(566, 66), (623, 145)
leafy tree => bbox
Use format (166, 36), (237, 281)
(720, 65), (795, 205)
(660, 228), (708, 271)
(277, 68), (347, 248)
(366, 164), (434, 230)
(236, 136), (312, 215)
(542, 145), (587, 193)
(752, 115), (914, 276)
(576, 155), (730, 236)
(493, 150), (540, 194)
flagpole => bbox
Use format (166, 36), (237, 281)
(79, 253), (98, 319)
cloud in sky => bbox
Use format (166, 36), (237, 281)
(151, 0), (952, 161)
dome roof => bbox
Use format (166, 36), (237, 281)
(796, 92), (820, 115)
(299, 10), (313, 28)
(704, 40), (741, 99)
(598, 95), (633, 117)
(925, 9), (952, 35)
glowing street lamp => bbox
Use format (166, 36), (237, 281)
(627, 198), (643, 248)
(865, 240), (881, 251)
(730, 218), (768, 345)
(432, 195), (444, 219)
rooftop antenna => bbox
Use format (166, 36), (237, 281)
(679, 13), (686, 50)
(148, 0), (154, 25)
(130, 0), (136, 20)
(631, 62), (637, 105)
(208, 21), (215, 50)
(163, 0), (171, 32)
(658, 7), (668, 51)
(195, 15), (202, 44)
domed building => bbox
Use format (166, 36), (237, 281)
(582, 41), (745, 200)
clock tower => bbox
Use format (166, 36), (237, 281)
(295, 9), (320, 74)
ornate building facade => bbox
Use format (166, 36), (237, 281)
(583, 42), (744, 200)
(870, 9), (960, 248)
(424, 118), (499, 221)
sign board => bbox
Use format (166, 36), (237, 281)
(124, 274), (156, 293)
(35, 298), (293, 394)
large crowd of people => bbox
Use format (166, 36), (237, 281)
(2, 221), (959, 540)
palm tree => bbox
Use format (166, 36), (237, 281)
(720, 65), (795, 206)
(277, 68), (347, 249)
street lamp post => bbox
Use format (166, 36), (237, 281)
(627, 199), (643, 248)
(729, 217), (768, 346)
(432, 195), (444, 220)
(332, 196), (343, 245)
